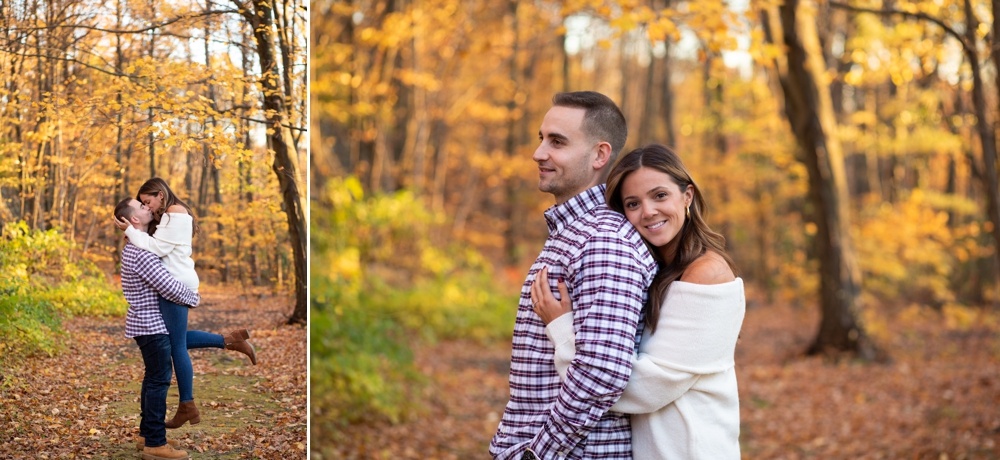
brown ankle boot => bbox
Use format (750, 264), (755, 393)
(141, 443), (188, 460)
(224, 329), (258, 365)
(164, 400), (200, 429)
(135, 436), (180, 450)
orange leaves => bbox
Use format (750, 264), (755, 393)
(855, 190), (973, 306)
(395, 69), (442, 92)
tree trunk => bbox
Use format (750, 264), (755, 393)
(503, 0), (521, 266)
(659, 41), (677, 148)
(237, 0), (307, 324)
(770, 0), (879, 359)
(966, 0), (1000, 303)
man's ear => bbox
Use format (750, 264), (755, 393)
(592, 142), (613, 170)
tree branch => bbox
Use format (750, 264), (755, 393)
(0, 49), (125, 78)
(5, 9), (240, 35)
(240, 116), (307, 132)
(827, 1), (974, 59)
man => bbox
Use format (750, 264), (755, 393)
(114, 198), (197, 460)
(490, 91), (657, 459)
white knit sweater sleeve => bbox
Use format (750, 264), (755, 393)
(547, 279), (746, 415)
(545, 313), (576, 381)
(123, 213), (191, 257)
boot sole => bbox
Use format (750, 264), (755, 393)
(141, 450), (189, 460)
(164, 416), (201, 429)
(136, 439), (181, 451)
(246, 342), (258, 365)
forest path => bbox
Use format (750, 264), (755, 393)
(0, 289), (307, 459)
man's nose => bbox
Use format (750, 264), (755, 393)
(532, 144), (548, 162)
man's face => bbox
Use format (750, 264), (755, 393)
(127, 199), (153, 227)
(532, 106), (602, 204)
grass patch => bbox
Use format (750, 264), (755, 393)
(101, 359), (275, 458)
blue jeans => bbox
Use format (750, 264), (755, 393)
(135, 334), (171, 448)
(158, 296), (225, 403)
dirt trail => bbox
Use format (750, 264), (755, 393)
(0, 288), (307, 459)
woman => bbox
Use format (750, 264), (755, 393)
(531, 144), (745, 459)
(116, 178), (257, 434)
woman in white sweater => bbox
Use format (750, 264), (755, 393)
(116, 178), (257, 434)
(530, 144), (745, 459)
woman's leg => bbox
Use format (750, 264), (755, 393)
(186, 330), (225, 350)
(157, 296), (194, 403)
(187, 329), (257, 365)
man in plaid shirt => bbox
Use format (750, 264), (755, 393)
(115, 198), (200, 460)
(490, 92), (657, 460)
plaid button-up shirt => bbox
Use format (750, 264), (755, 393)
(491, 185), (657, 460)
(122, 241), (200, 338)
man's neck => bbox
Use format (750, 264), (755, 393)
(554, 181), (602, 205)
(131, 224), (148, 233)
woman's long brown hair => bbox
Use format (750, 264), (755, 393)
(136, 177), (197, 236)
(605, 144), (737, 333)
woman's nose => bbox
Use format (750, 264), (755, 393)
(641, 202), (656, 218)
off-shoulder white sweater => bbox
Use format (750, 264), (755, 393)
(124, 212), (199, 292)
(546, 278), (745, 460)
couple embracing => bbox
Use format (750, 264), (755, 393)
(113, 178), (258, 460)
(490, 92), (745, 460)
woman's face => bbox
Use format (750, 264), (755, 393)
(619, 166), (692, 255)
(140, 191), (164, 215)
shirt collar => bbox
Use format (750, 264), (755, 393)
(544, 184), (607, 233)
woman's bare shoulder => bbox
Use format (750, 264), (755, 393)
(166, 204), (189, 214)
(680, 251), (735, 285)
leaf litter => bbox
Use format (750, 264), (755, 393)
(314, 295), (1000, 459)
(0, 287), (306, 459)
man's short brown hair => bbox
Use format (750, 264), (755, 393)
(114, 198), (135, 222)
(552, 91), (628, 161)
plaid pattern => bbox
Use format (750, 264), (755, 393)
(122, 242), (200, 338)
(491, 185), (657, 460)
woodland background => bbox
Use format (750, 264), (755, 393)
(311, 0), (1000, 457)
(0, 0), (308, 457)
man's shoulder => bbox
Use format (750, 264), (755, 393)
(589, 204), (628, 224)
(567, 205), (651, 263)
(123, 242), (158, 264)
(584, 205), (642, 240)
